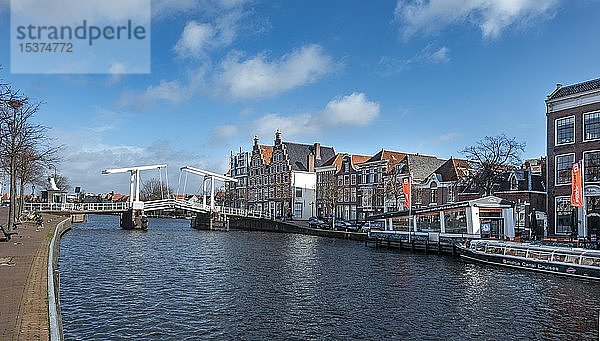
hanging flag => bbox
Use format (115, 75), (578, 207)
(571, 161), (584, 207)
(402, 177), (411, 209)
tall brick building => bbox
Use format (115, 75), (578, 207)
(546, 78), (600, 238)
(247, 130), (335, 219)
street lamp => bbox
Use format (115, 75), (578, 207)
(310, 201), (314, 217)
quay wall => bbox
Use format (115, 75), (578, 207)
(228, 217), (367, 241)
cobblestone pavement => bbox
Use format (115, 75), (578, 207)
(0, 207), (65, 340)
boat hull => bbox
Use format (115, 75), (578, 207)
(457, 245), (600, 280)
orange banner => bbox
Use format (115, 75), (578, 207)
(402, 177), (411, 208)
(571, 161), (583, 207)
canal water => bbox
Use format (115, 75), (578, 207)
(59, 215), (600, 340)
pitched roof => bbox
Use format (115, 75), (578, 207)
(283, 142), (335, 171)
(366, 149), (408, 169)
(548, 78), (600, 100)
(321, 153), (370, 171)
(259, 145), (273, 166)
(404, 154), (446, 180)
(433, 157), (471, 182)
(352, 154), (371, 165)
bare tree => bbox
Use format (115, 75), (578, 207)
(321, 176), (342, 227)
(0, 84), (62, 227)
(140, 177), (172, 201)
(17, 145), (61, 214)
(385, 166), (406, 211)
(0, 91), (42, 228)
(461, 134), (526, 196)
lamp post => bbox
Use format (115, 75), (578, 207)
(310, 201), (314, 217)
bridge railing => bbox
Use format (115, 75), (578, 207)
(24, 198), (274, 219)
(24, 202), (132, 212)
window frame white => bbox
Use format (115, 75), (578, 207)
(555, 153), (575, 186)
(584, 110), (600, 142)
(555, 115), (575, 146)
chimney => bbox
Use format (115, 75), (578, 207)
(314, 143), (321, 160)
(307, 153), (315, 172)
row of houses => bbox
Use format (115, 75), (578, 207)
(224, 130), (546, 237)
(225, 77), (600, 240)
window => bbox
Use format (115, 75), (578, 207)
(351, 174), (356, 185)
(556, 116), (575, 145)
(415, 188), (422, 204)
(585, 112), (600, 141)
(448, 186), (454, 202)
(444, 210), (467, 234)
(585, 151), (600, 182)
(556, 197), (572, 234)
(510, 176), (518, 191)
(295, 187), (302, 198)
(417, 213), (441, 232)
(338, 176), (343, 186)
(430, 189), (438, 205)
(555, 154), (575, 185)
(344, 175), (349, 185)
(344, 162), (349, 172)
(294, 202), (303, 217)
(351, 188), (356, 202)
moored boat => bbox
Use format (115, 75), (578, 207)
(456, 239), (600, 280)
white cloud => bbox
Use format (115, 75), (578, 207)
(10, 0), (150, 25)
(54, 131), (215, 194)
(152, 0), (248, 18)
(378, 44), (450, 76)
(395, 0), (559, 39)
(118, 80), (191, 111)
(251, 92), (379, 138)
(323, 92), (380, 126)
(427, 46), (450, 64)
(174, 9), (243, 59)
(174, 21), (215, 58)
(212, 124), (239, 139)
(215, 44), (335, 99)
(209, 124), (240, 145)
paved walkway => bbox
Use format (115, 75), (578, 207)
(0, 207), (66, 340)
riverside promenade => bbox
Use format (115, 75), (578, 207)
(0, 207), (69, 340)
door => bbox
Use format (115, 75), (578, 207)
(480, 219), (504, 239)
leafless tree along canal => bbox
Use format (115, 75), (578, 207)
(59, 215), (600, 340)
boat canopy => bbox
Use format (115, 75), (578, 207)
(469, 240), (600, 267)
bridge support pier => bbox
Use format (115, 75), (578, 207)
(191, 212), (228, 231)
(121, 209), (148, 230)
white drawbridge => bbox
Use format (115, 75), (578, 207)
(25, 164), (271, 221)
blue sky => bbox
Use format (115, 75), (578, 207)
(1, 0), (599, 194)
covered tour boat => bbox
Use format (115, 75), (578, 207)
(456, 240), (600, 280)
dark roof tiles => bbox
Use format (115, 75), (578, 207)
(283, 142), (335, 172)
(548, 78), (600, 100)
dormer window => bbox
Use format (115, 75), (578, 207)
(510, 177), (518, 191)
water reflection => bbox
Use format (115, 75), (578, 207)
(59, 215), (600, 340)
